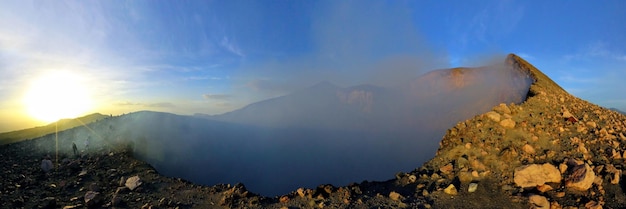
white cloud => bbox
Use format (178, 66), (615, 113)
(458, 0), (525, 47)
(563, 41), (626, 62)
(202, 94), (231, 100)
(115, 101), (176, 108)
(220, 36), (244, 57)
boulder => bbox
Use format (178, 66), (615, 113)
(439, 163), (453, 175)
(444, 184), (457, 195)
(493, 103), (511, 114)
(514, 163), (562, 188)
(41, 159), (53, 173)
(84, 191), (101, 208)
(468, 183), (478, 193)
(389, 191), (402, 201)
(485, 111), (501, 122)
(529, 195), (549, 209)
(500, 119), (516, 129)
(522, 144), (536, 154)
(125, 175), (142, 191)
(565, 164), (595, 191)
(611, 169), (621, 185)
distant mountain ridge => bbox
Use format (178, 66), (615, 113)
(201, 61), (534, 133)
(0, 113), (109, 145)
(201, 81), (406, 131)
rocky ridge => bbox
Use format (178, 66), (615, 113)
(1, 54), (625, 208)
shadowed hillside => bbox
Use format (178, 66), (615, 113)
(0, 113), (109, 145)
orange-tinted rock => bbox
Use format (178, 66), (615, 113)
(514, 163), (562, 188)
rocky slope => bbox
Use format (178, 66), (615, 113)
(1, 54), (625, 209)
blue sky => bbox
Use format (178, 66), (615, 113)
(0, 0), (625, 131)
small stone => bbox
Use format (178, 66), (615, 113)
(568, 116), (579, 123)
(78, 171), (87, 177)
(522, 144), (536, 154)
(468, 183), (478, 193)
(119, 176), (126, 187)
(439, 163), (453, 175)
(111, 195), (122, 206)
(594, 176), (603, 185)
(323, 185), (333, 194)
(115, 186), (128, 195)
(297, 188), (306, 197)
(470, 159), (487, 171)
(279, 196), (289, 203)
(585, 201), (602, 209)
(537, 184), (553, 193)
(125, 176), (142, 191)
(141, 203), (151, 209)
(389, 191), (402, 201)
(612, 149), (621, 159)
(458, 171), (474, 183)
(485, 111), (501, 122)
(84, 191), (101, 208)
(408, 175), (417, 183)
(562, 108), (574, 119)
(494, 103), (511, 114)
(431, 173), (441, 180)
(500, 119), (516, 129)
(559, 163), (568, 174)
(41, 159), (53, 173)
(514, 163), (562, 188)
(529, 195), (550, 209)
(41, 197), (56, 209)
(555, 192), (565, 198)
(586, 122), (597, 128)
(471, 170), (479, 178)
(444, 184), (457, 195)
(578, 143), (588, 154)
(611, 170), (621, 185)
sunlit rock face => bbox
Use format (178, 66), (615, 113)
(44, 57), (534, 196)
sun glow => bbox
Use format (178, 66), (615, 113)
(23, 71), (93, 123)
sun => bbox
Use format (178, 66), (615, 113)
(23, 71), (93, 123)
